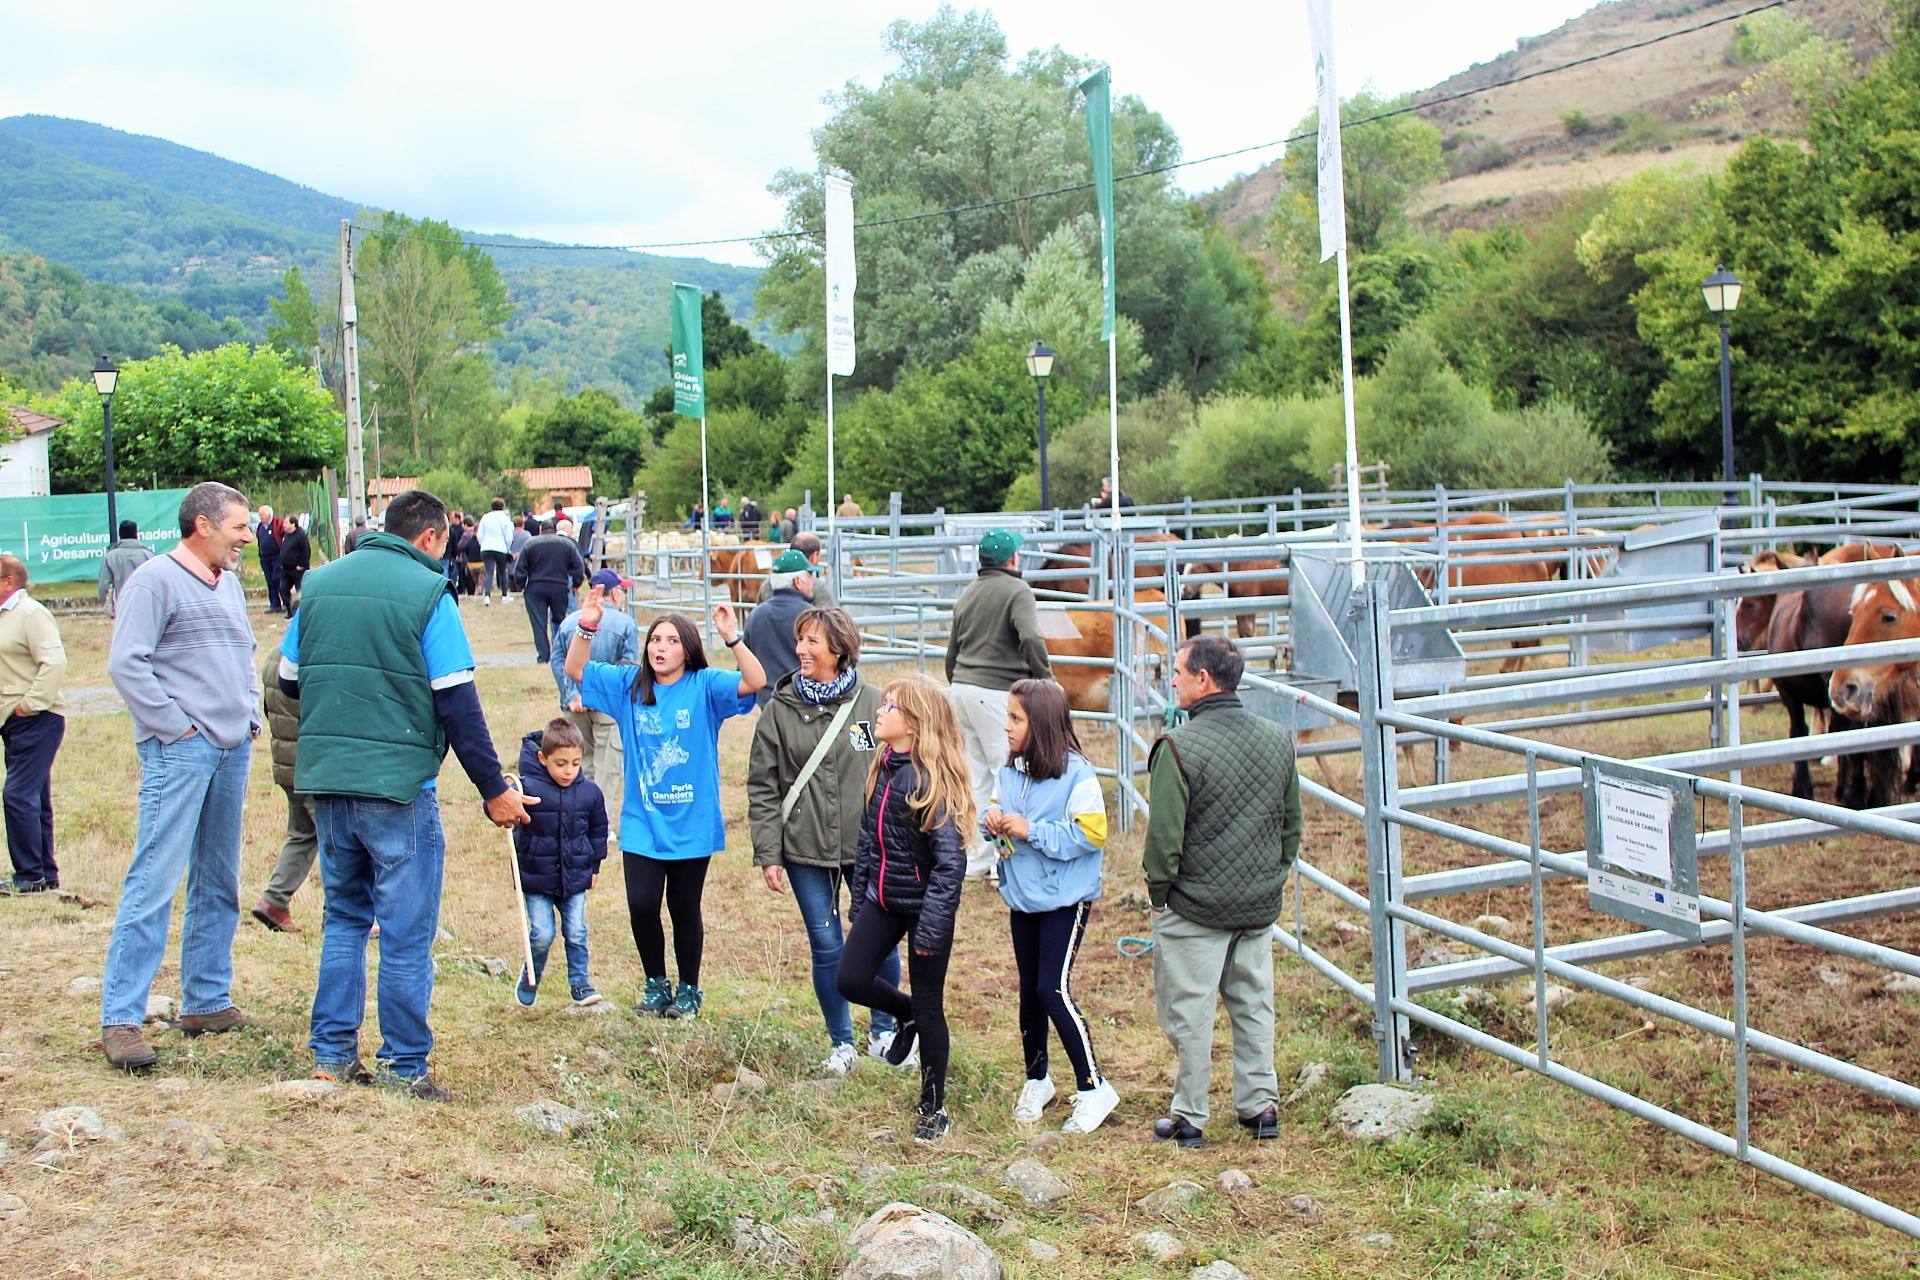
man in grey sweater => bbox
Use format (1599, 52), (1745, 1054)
(99, 482), (261, 1072)
(945, 529), (1051, 877)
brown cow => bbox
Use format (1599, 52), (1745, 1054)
(1827, 544), (1920, 807)
(706, 542), (780, 605)
(1040, 594), (1174, 713)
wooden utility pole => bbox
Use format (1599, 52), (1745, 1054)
(339, 219), (368, 523)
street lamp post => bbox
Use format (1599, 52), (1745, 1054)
(1701, 265), (1743, 503)
(92, 355), (120, 541)
(1026, 341), (1056, 511)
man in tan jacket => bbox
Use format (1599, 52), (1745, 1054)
(0, 555), (68, 893)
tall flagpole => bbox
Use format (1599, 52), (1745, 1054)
(672, 282), (712, 629)
(823, 173), (857, 568)
(1307, 0), (1363, 584)
(699, 414), (713, 629)
(1080, 68), (1122, 573)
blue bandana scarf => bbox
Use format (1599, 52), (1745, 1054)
(796, 666), (858, 705)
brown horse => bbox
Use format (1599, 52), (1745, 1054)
(1039, 531), (1181, 599)
(1828, 544), (1920, 807)
(1178, 558), (1288, 639)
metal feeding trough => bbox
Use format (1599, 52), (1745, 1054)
(1588, 513), (1722, 652)
(1286, 547), (1466, 699)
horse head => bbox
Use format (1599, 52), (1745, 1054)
(1830, 545), (1920, 725)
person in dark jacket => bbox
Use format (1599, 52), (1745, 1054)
(741, 549), (816, 706)
(946, 528), (1051, 876)
(747, 606), (901, 1074)
(836, 675), (974, 1143)
(250, 648), (317, 933)
(278, 514), (311, 618)
(512, 719), (610, 1007)
(256, 505), (284, 613)
(1142, 635), (1301, 1149)
(344, 519), (368, 555)
(512, 523), (588, 662)
(459, 518), (484, 597)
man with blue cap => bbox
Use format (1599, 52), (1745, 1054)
(946, 529), (1052, 878)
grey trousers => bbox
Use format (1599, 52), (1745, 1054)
(1152, 906), (1280, 1127)
(262, 789), (320, 908)
(563, 707), (620, 787)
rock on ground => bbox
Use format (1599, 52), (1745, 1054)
(1026, 1131), (1063, 1155)
(34, 1107), (104, 1142)
(514, 1099), (599, 1137)
(154, 1077), (191, 1099)
(733, 1215), (803, 1269)
(157, 1120), (226, 1169)
(1284, 1193), (1323, 1223)
(144, 995), (175, 1023)
(1883, 971), (1920, 996)
(1471, 914), (1514, 938)
(1217, 1168), (1256, 1193)
(1191, 1263), (1252, 1280)
(0, 1193), (26, 1220)
(840, 1202), (1002, 1280)
(64, 976), (101, 998)
(1133, 1179), (1206, 1215)
(1022, 1238), (1060, 1262)
(920, 1183), (1018, 1228)
(1130, 1229), (1187, 1263)
(1284, 1061), (1329, 1105)
(256, 1079), (339, 1100)
(1524, 983), (1578, 1017)
(1364, 1232), (1394, 1251)
(999, 1159), (1069, 1207)
(1331, 1084), (1438, 1144)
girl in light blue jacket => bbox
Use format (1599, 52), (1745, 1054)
(984, 678), (1118, 1134)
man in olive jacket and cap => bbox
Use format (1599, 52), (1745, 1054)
(746, 605), (902, 1073)
(945, 528), (1051, 877)
(1143, 635), (1301, 1149)
(249, 648), (317, 933)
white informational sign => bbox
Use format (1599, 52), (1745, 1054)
(1596, 775), (1674, 883)
(1305, 0), (1347, 262)
(824, 174), (856, 377)
(1582, 760), (1701, 939)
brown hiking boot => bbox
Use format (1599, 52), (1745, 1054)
(179, 1006), (252, 1036)
(384, 1074), (451, 1102)
(251, 899), (300, 932)
(101, 1024), (157, 1071)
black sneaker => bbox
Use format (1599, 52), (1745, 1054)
(885, 1019), (919, 1066)
(1238, 1105), (1279, 1140)
(1152, 1114), (1206, 1148)
(386, 1074), (452, 1102)
(1, 878), (52, 896)
(912, 1106), (950, 1143)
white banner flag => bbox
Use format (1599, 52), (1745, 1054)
(824, 174), (856, 377)
(1306, 0), (1346, 262)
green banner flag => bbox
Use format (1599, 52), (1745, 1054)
(671, 282), (706, 418)
(0, 488), (189, 585)
(1080, 67), (1116, 341)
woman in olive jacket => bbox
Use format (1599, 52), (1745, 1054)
(747, 606), (902, 1074)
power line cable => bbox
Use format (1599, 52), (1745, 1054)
(353, 0), (1794, 256)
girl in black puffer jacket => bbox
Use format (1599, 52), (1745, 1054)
(513, 720), (610, 1007)
(838, 676), (974, 1143)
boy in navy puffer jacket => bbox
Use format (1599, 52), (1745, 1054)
(514, 719), (610, 1007)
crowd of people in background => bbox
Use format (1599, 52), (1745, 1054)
(16, 483), (1302, 1150)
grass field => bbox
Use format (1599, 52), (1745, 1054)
(0, 598), (1915, 1278)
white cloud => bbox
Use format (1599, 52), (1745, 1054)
(0, 0), (1600, 265)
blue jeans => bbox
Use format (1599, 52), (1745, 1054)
(525, 890), (593, 998)
(101, 733), (250, 1026)
(786, 862), (898, 1046)
(309, 790), (445, 1079)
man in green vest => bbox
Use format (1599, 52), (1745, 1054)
(1143, 635), (1301, 1148)
(278, 489), (535, 1099)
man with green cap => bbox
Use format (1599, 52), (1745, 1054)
(946, 528), (1052, 878)
(742, 548), (819, 708)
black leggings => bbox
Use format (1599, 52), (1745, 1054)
(838, 903), (952, 1112)
(1010, 902), (1100, 1092)
(623, 853), (711, 985)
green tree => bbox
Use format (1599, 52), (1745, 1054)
(1274, 90), (1445, 260)
(979, 221), (1148, 403)
(520, 388), (652, 496)
(639, 407), (796, 521)
(266, 265), (319, 367)
(1002, 382), (1190, 510)
(355, 213), (510, 459)
(40, 344), (343, 492)
(1173, 393), (1326, 501)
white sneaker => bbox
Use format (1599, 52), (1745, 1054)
(483, 596), (491, 606)
(868, 1030), (918, 1067)
(821, 1042), (860, 1075)
(1061, 1079), (1120, 1134)
(504, 594), (513, 603)
(1013, 1076), (1056, 1123)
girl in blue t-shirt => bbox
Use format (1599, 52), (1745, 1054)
(566, 596), (765, 1020)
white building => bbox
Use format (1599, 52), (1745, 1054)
(0, 407), (59, 499)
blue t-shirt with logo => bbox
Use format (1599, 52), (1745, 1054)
(581, 661), (755, 859)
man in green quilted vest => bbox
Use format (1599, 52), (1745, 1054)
(1143, 635), (1302, 1148)
(278, 489), (535, 1099)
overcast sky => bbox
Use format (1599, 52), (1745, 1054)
(1, 0), (1599, 265)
